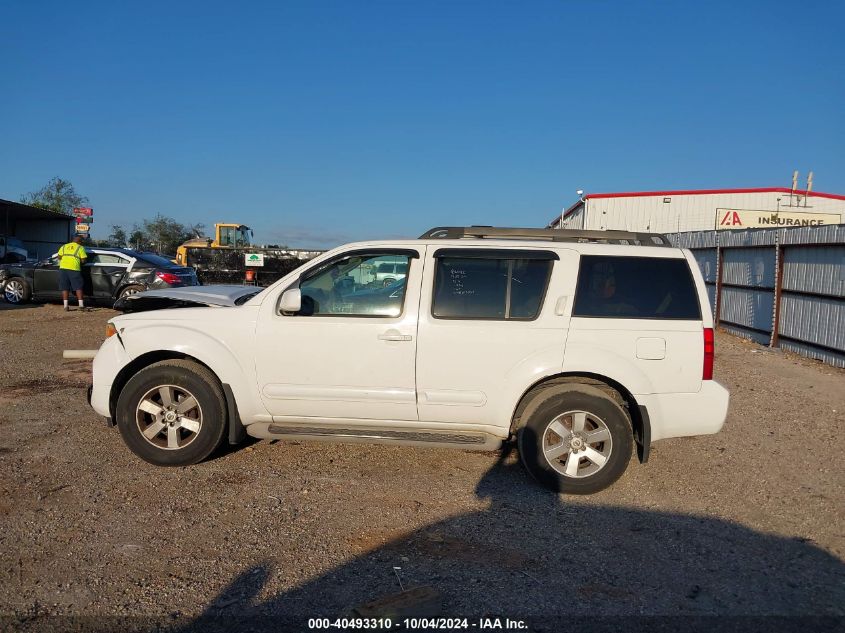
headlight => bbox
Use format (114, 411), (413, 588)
(105, 323), (118, 338)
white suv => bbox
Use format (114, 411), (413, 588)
(89, 226), (729, 494)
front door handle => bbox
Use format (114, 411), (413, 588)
(378, 329), (412, 342)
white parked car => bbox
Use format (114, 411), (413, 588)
(373, 260), (409, 287)
(89, 226), (729, 494)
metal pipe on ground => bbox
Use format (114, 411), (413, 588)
(63, 350), (97, 360)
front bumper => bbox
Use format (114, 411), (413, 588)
(88, 383), (113, 426)
(90, 334), (132, 420)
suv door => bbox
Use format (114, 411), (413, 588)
(416, 247), (576, 430)
(254, 248), (423, 421)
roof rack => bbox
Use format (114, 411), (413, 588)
(419, 226), (672, 247)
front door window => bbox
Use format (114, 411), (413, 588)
(299, 254), (412, 317)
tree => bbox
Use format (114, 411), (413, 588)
(128, 226), (146, 251)
(20, 177), (88, 215)
(108, 225), (128, 248)
(140, 214), (204, 255)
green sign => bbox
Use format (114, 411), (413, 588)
(245, 253), (265, 267)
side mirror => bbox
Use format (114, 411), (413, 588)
(279, 288), (302, 314)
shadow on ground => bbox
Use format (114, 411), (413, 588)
(0, 300), (44, 311)
(164, 440), (845, 632)
(12, 443), (843, 633)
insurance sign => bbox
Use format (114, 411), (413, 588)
(716, 208), (842, 230)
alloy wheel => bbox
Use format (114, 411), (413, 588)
(541, 410), (613, 478)
(135, 384), (203, 450)
(4, 280), (24, 304)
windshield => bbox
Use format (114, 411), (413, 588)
(219, 225), (252, 248)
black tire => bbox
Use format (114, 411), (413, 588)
(517, 384), (633, 494)
(3, 277), (32, 304)
(116, 360), (227, 466)
(382, 278), (395, 287)
(118, 284), (145, 300)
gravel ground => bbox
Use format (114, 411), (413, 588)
(0, 301), (843, 630)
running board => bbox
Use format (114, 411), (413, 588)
(246, 422), (502, 451)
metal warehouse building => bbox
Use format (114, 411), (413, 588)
(1, 198), (77, 260)
(548, 187), (845, 233)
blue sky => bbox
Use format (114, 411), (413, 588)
(2, 0), (843, 248)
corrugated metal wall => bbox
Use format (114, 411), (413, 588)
(667, 224), (845, 368)
(557, 204), (585, 229)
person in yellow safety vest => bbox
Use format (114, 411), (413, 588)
(58, 235), (89, 311)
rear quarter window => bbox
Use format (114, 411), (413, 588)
(573, 255), (701, 320)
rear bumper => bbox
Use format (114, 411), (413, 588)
(637, 381), (730, 442)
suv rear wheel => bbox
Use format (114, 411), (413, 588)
(517, 384), (633, 494)
(116, 360), (227, 466)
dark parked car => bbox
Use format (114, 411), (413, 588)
(0, 235), (27, 264)
(0, 248), (198, 306)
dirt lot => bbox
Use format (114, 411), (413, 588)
(0, 301), (843, 630)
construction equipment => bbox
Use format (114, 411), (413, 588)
(176, 223), (254, 264)
(176, 223), (324, 286)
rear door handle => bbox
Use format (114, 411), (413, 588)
(554, 296), (569, 315)
(378, 329), (412, 342)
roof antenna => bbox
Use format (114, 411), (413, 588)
(805, 171), (813, 207)
(791, 170), (799, 207)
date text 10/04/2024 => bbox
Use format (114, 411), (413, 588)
(307, 618), (528, 630)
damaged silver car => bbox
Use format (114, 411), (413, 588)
(113, 285), (263, 313)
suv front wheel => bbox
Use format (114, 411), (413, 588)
(517, 384), (633, 494)
(116, 360), (227, 466)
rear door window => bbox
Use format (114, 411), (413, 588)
(573, 255), (701, 319)
(91, 253), (126, 265)
(432, 250), (555, 320)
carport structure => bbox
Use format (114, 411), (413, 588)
(1, 198), (76, 260)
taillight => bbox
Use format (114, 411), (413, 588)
(703, 328), (715, 380)
(156, 271), (181, 285)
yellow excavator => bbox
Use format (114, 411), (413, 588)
(175, 223), (253, 266)
(176, 223), (323, 285)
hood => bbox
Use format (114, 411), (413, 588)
(114, 284), (263, 313)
